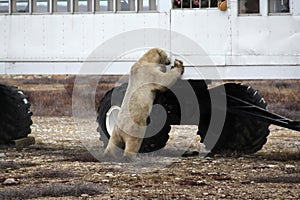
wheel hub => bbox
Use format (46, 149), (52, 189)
(105, 105), (121, 136)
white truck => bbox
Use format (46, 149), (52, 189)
(0, 0), (299, 154)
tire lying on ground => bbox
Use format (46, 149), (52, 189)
(199, 83), (270, 155)
(0, 84), (33, 144)
(96, 83), (172, 153)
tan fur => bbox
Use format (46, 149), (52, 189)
(104, 48), (184, 160)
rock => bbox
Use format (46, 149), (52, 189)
(207, 172), (218, 176)
(81, 194), (89, 197)
(266, 164), (278, 168)
(196, 180), (207, 185)
(285, 164), (295, 168)
(240, 180), (252, 184)
(176, 179), (207, 186)
(3, 178), (19, 185)
(0, 153), (6, 158)
(105, 173), (114, 177)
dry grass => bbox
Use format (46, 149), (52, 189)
(0, 161), (36, 170)
(249, 175), (300, 183)
(0, 76), (299, 120)
(0, 182), (106, 199)
(243, 80), (300, 120)
(0, 75), (121, 116)
(257, 151), (300, 162)
(26, 90), (72, 116)
(25, 169), (79, 179)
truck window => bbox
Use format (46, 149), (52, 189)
(117, 0), (135, 11)
(0, 0), (9, 13)
(74, 0), (92, 12)
(12, 0), (29, 13)
(96, 0), (114, 12)
(238, 0), (260, 14)
(53, 0), (70, 12)
(269, 0), (289, 13)
(173, 0), (218, 9)
(32, 0), (49, 13)
(138, 0), (157, 11)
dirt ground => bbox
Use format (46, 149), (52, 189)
(0, 116), (299, 199)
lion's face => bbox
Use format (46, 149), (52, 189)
(140, 48), (170, 65)
(157, 49), (171, 66)
(137, 48), (171, 73)
(156, 48), (170, 73)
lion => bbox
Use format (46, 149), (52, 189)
(103, 48), (184, 160)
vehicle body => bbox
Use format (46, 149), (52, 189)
(0, 0), (299, 79)
(0, 0), (299, 153)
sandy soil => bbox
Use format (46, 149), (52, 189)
(0, 116), (299, 199)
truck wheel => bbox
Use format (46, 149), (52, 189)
(199, 83), (270, 155)
(0, 84), (33, 144)
(96, 83), (171, 153)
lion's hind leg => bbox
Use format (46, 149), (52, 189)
(123, 137), (143, 160)
(103, 128), (124, 160)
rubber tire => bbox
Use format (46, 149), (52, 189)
(96, 83), (171, 153)
(199, 83), (270, 155)
(0, 84), (33, 144)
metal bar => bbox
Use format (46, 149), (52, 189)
(8, 0), (11, 14)
(227, 94), (300, 131)
(49, 0), (52, 13)
(228, 94), (293, 121)
(70, 0), (73, 13)
(229, 107), (300, 131)
(29, 0), (32, 13)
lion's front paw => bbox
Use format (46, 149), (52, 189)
(174, 59), (184, 74)
(174, 59), (183, 66)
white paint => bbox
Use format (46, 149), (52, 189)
(0, 0), (299, 79)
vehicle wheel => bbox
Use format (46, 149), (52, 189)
(96, 84), (127, 149)
(0, 84), (33, 144)
(199, 83), (270, 155)
(96, 83), (172, 153)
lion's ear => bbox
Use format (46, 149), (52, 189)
(157, 48), (163, 57)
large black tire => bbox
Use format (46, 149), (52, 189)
(199, 83), (270, 155)
(0, 84), (33, 144)
(96, 83), (172, 153)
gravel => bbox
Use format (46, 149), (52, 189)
(0, 116), (299, 199)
